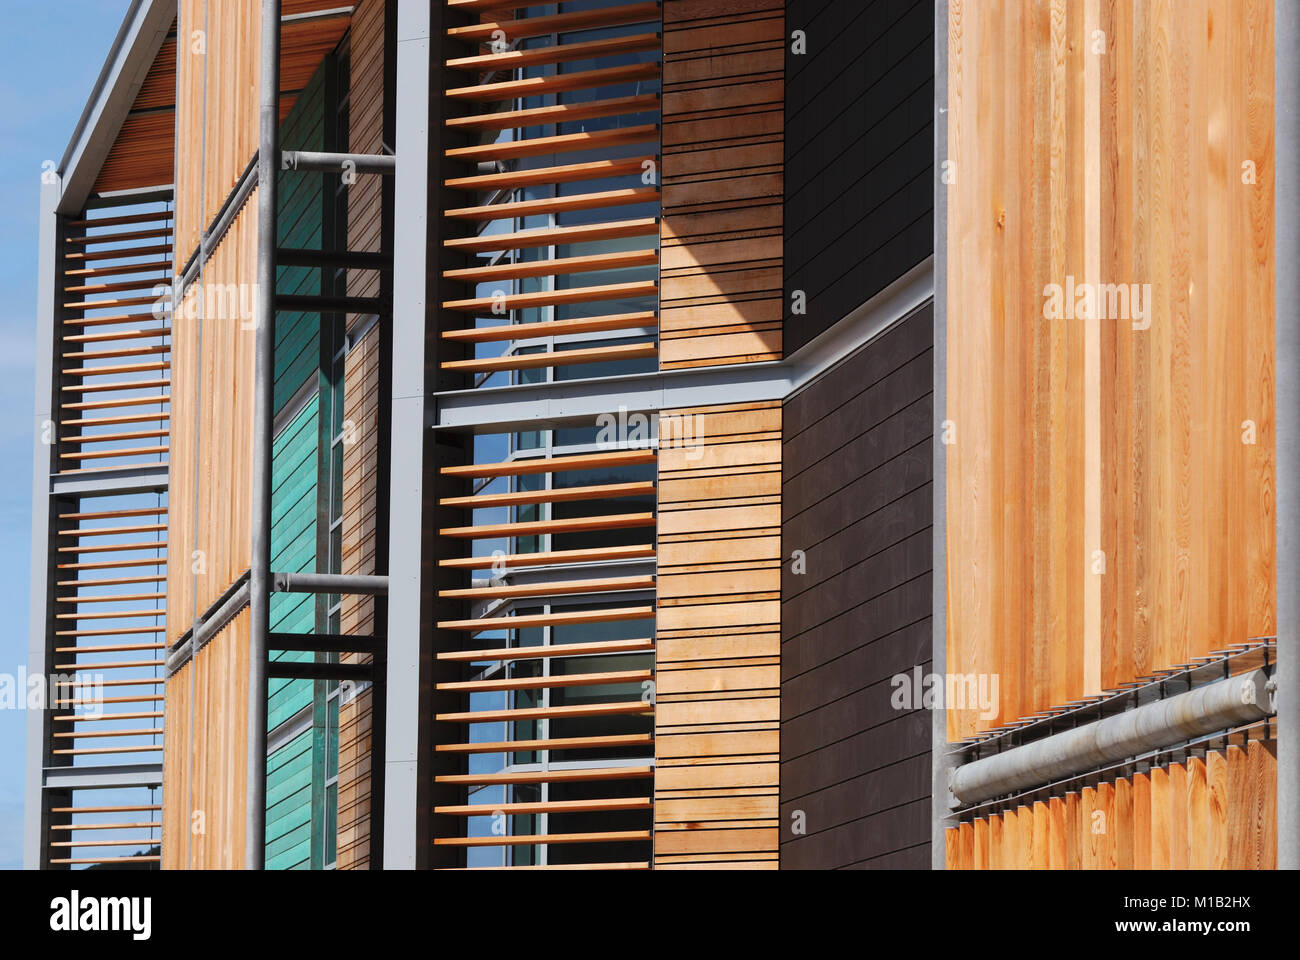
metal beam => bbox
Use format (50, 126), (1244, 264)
(267, 663), (373, 682)
(430, 258), (934, 434)
(268, 633), (382, 655)
(274, 293), (385, 314)
(43, 762), (163, 792)
(276, 248), (391, 270)
(1275, 0), (1300, 872)
(49, 464), (168, 498)
(245, 0), (282, 872)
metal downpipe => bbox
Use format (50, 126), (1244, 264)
(949, 669), (1276, 807)
(245, 0), (281, 871)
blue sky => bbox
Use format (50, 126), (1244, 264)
(0, 1), (132, 868)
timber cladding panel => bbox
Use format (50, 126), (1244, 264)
(780, 306), (934, 869)
(166, 200), (258, 647)
(783, 0), (933, 353)
(175, 1), (351, 257)
(161, 611), (251, 869)
(654, 401), (782, 868)
(345, 0), (386, 316)
(338, 324), (382, 869)
(947, 739), (1277, 870)
(945, 0), (1276, 738)
(337, 0), (385, 870)
(658, 0), (784, 368)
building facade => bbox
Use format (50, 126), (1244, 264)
(24, 0), (1297, 870)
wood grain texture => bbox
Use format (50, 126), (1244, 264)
(166, 201), (257, 645)
(93, 28), (177, 195)
(946, 0), (1276, 738)
(655, 401), (781, 868)
(162, 611), (250, 869)
(658, 0), (783, 368)
(947, 743), (1276, 870)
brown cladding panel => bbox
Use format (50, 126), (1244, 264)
(780, 305), (933, 869)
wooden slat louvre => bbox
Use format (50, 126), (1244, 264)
(440, 342), (657, 372)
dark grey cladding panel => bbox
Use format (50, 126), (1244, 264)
(784, 0), (934, 354)
(780, 306), (934, 869)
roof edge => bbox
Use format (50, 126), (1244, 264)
(55, 0), (174, 214)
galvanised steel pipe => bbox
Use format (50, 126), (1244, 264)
(280, 150), (396, 175)
(272, 572), (389, 595)
(949, 669), (1275, 806)
(245, 0), (281, 871)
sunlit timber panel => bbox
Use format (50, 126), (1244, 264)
(658, 0), (784, 368)
(945, 0), (1276, 737)
(654, 401), (782, 868)
(161, 610), (251, 869)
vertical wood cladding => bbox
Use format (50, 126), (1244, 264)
(345, 0), (385, 315)
(945, 0), (1276, 738)
(654, 401), (782, 868)
(166, 201), (258, 646)
(783, 0), (934, 353)
(162, 611), (250, 869)
(948, 739), (1277, 869)
(779, 306), (934, 869)
(659, 0), (784, 368)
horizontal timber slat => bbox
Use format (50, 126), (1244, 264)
(445, 62), (659, 102)
(437, 575), (655, 601)
(445, 3), (660, 42)
(435, 668), (653, 692)
(443, 217), (658, 253)
(437, 544), (656, 569)
(441, 448), (654, 479)
(436, 605), (654, 632)
(445, 125), (659, 164)
(439, 511), (655, 539)
(434, 830), (652, 847)
(436, 637), (654, 662)
(441, 312), (657, 344)
(440, 342), (656, 372)
(435, 765), (654, 786)
(445, 188), (659, 222)
(445, 93), (659, 131)
(436, 733), (654, 754)
(436, 700), (654, 724)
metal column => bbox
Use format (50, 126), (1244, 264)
(245, 0), (282, 871)
(382, 0), (434, 870)
(23, 178), (61, 870)
(1275, 0), (1300, 872)
(930, 0), (952, 868)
